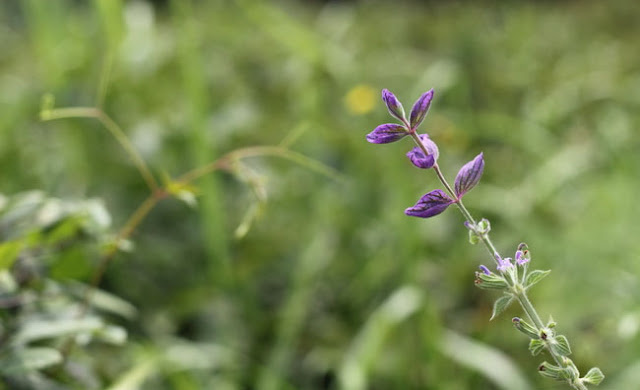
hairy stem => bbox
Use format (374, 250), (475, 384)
(408, 132), (586, 389)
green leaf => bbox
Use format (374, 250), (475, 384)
(490, 295), (514, 321)
(529, 339), (545, 356)
(582, 367), (605, 385)
(468, 229), (480, 245)
(550, 334), (572, 356)
(0, 347), (62, 374)
(525, 269), (550, 290)
(0, 239), (24, 270)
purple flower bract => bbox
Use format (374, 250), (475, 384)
(454, 152), (484, 198)
(409, 89), (434, 129)
(382, 89), (406, 122)
(405, 189), (454, 218)
(366, 123), (408, 144)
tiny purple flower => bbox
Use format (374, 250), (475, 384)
(479, 265), (491, 275)
(409, 89), (434, 129)
(405, 189), (454, 218)
(516, 243), (530, 265)
(366, 123), (408, 144)
(497, 257), (513, 272)
(454, 152), (485, 198)
(515, 250), (526, 265)
(381, 89), (406, 122)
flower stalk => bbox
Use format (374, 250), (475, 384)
(367, 88), (603, 389)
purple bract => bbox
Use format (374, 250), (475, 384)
(405, 189), (454, 218)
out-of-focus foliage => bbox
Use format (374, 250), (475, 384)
(1, 0), (639, 389)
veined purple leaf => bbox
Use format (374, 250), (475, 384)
(405, 189), (454, 218)
(366, 123), (408, 144)
(381, 89), (405, 122)
(409, 89), (434, 129)
(454, 152), (484, 197)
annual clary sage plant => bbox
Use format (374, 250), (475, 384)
(367, 88), (604, 389)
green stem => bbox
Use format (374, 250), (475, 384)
(41, 107), (160, 193)
(408, 132), (587, 389)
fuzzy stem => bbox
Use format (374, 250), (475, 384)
(408, 132), (587, 389)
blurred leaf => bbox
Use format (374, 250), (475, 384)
(440, 330), (533, 390)
(0, 347), (63, 375)
(66, 281), (138, 320)
(12, 317), (104, 345)
(338, 286), (423, 390)
(0, 239), (24, 270)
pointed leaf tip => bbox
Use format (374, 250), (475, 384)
(455, 152), (484, 198)
(381, 89), (406, 122)
(404, 189), (454, 218)
(409, 89), (434, 129)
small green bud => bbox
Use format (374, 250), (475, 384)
(477, 218), (491, 234)
(474, 271), (509, 290)
(538, 361), (576, 381)
(512, 317), (539, 339)
(582, 367), (605, 385)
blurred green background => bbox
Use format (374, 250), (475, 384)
(1, 0), (640, 389)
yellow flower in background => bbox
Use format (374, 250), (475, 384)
(344, 84), (376, 115)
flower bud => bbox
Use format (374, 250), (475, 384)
(538, 361), (575, 381)
(512, 317), (540, 339)
(474, 271), (509, 290)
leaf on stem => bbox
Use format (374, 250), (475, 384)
(550, 335), (572, 356)
(409, 89), (434, 129)
(582, 367), (605, 385)
(525, 269), (551, 290)
(490, 294), (514, 320)
(454, 153), (484, 198)
(529, 339), (545, 356)
(366, 123), (408, 144)
(404, 189), (454, 218)
(382, 89), (406, 122)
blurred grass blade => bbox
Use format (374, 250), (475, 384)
(0, 347), (63, 375)
(439, 330), (533, 390)
(338, 286), (423, 390)
(66, 281), (138, 320)
(12, 317), (104, 345)
(256, 233), (334, 390)
(106, 354), (159, 390)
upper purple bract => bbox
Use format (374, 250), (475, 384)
(409, 89), (434, 129)
(454, 152), (484, 198)
(382, 89), (406, 122)
(404, 189), (454, 218)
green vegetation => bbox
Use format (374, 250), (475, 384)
(1, 0), (639, 388)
